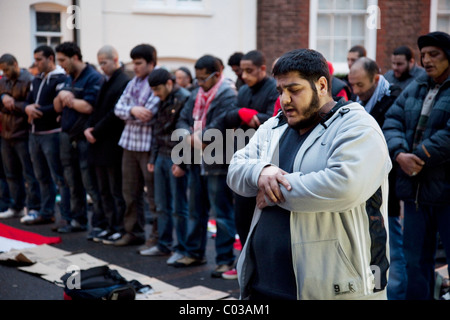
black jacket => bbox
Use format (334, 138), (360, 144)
(86, 68), (130, 166)
(225, 77), (278, 129)
(27, 66), (67, 133)
(331, 77), (352, 102)
(176, 81), (238, 175)
(149, 86), (191, 165)
(369, 84), (402, 128)
(383, 75), (450, 206)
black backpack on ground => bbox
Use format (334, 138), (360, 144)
(60, 265), (152, 300)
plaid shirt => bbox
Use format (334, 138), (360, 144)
(114, 75), (159, 152)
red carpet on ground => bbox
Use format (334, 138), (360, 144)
(0, 222), (61, 253)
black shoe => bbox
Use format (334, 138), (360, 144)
(57, 220), (87, 233)
(102, 232), (124, 245)
(93, 230), (113, 243)
(86, 228), (105, 241)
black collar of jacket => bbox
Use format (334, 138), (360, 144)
(249, 76), (269, 94)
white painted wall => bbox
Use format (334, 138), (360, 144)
(0, 0), (257, 79)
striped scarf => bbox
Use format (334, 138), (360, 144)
(413, 85), (440, 151)
(357, 75), (391, 113)
(192, 75), (224, 132)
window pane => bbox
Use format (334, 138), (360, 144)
(318, 14), (332, 37)
(317, 39), (332, 61)
(352, 0), (367, 10)
(334, 40), (348, 62)
(437, 16), (450, 33)
(336, 0), (351, 10)
(351, 15), (365, 37)
(36, 12), (61, 32)
(334, 15), (348, 37)
(36, 36), (48, 47)
(51, 37), (62, 48)
(319, 0), (334, 10)
(438, 0), (450, 10)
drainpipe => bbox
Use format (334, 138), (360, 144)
(72, 0), (79, 46)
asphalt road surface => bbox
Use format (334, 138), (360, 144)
(0, 212), (241, 301)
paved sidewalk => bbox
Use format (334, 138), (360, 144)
(0, 215), (240, 300)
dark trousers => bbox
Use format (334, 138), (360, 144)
(60, 132), (103, 226)
(95, 162), (125, 232)
(233, 193), (256, 246)
(121, 149), (155, 239)
(403, 201), (450, 300)
(1, 137), (40, 211)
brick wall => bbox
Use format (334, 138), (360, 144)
(377, 0), (431, 73)
(257, 0), (309, 72)
(257, 0), (431, 74)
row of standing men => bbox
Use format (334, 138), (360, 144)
(0, 33), (448, 299)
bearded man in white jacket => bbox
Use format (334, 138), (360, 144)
(227, 48), (392, 300)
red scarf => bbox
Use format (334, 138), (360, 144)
(193, 75), (224, 132)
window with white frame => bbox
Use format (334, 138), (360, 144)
(309, 0), (378, 75)
(30, 3), (72, 63)
(33, 11), (63, 49)
(431, 0), (450, 33)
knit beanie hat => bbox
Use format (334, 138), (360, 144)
(417, 31), (450, 60)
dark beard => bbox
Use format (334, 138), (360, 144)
(288, 90), (321, 132)
(397, 69), (410, 81)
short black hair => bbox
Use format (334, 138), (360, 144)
(349, 45), (367, 58)
(55, 42), (83, 60)
(241, 50), (266, 67)
(228, 52), (244, 67)
(130, 44), (157, 66)
(392, 45), (414, 61)
(195, 55), (221, 74)
(148, 68), (173, 87)
(0, 53), (17, 66)
(273, 49), (331, 93)
(34, 45), (55, 60)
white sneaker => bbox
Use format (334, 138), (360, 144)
(167, 252), (184, 266)
(139, 245), (170, 256)
(0, 208), (25, 219)
(20, 210), (40, 223)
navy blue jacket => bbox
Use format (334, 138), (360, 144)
(60, 63), (104, 140)
(27, 66), (67, 133)
(382, 74), (450, 206)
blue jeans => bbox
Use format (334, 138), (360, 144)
(154, 155), (189, 254)
(1, 137), (40, 211)
(60, 132), (103, 226)
(29, 132), (70, 219)
(184, 165), (236, 265)
(387, 215), (407, 300)
(403, 201), (450, 300)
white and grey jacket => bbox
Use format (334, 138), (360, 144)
(227, 101), (392, 300)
